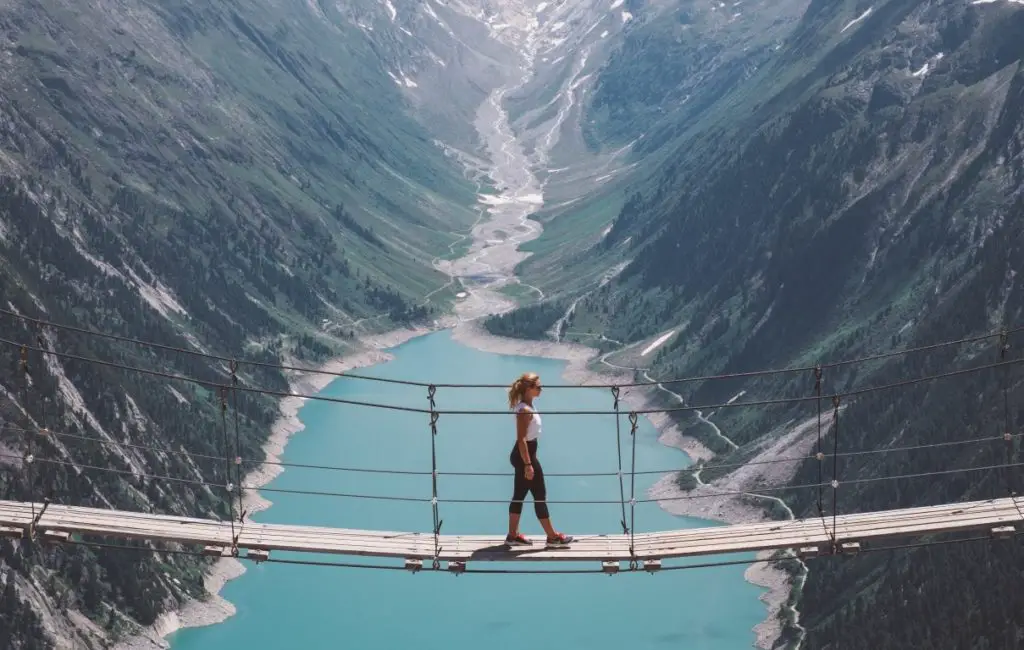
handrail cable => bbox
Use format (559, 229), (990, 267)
(1, 336), (1020, 417)
(1, 306), (1020, 390)
(6, 425), (1022, 482)
(8, 451), (1024, 508)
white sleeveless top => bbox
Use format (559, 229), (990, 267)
(514, 402), (542, 441)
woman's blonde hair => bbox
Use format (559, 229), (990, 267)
(507, 372), (540, 409)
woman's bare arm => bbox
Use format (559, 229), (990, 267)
(516, 410), (532, 465)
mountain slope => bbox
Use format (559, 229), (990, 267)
(488, 0), (1024, 647)
(0, 0), (519, 646)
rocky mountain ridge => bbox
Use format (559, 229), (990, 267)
(491, 0), (1024, 647)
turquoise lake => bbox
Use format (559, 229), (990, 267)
(169, 330), (767, 649)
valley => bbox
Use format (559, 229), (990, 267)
(1, 0), (1024, 649)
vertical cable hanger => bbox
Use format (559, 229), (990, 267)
(229, 360), (246, 524)
(627, 411), (639, 569)
(611, 386), (629, 538)
(998, 330), (1023, 521)
(427, 385), (442, 569)
(218, 386), (238, 552)
(829, 394), (842, 553)
(20, 343), (36, 532)
(33, 327), (51, 521)
(813, 365), (830, 542)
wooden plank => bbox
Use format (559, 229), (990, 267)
(0, 497), (1020, 565)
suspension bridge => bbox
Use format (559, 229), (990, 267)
(0, 307), (1021, 575)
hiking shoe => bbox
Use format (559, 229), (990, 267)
(546, 533), (573, 547)
(505, 532), (532, 546)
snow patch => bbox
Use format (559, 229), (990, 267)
(726, 391), (747, 405)
(841, 7), (872, 33)
(69, 228), (124, 279)
(911, 52), (945, 78)
(621, 10), (633, 22)
(123, 394), (148, 435)
(641, 330), (677, 357)
(477, 193), (545, 206)
(383, 0), (397, 20)
(38, 332), (147, 481)
(124, 266), (188, 320)
(167, 386), (190, 405)
(610, 0), (623, 8)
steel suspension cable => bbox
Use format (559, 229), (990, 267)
(19, 343), (36, 531)
(814, 365), (824, 517)
(9, 442), (1024, 509)
(218, 387), (237, 545)
(610, 386), (629, 536)
(1, 306), (1021, 390)
(627, 411), (639, 568)
(4, 335), (1022, 417)
(230, 360), (245, 523)
(829, 395), (841, 550)
(998, 330), (1024, 521)
(15, 422), (1023, 480)
(427, 384), (442, 569)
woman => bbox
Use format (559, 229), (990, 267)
(505, 371), (573, 548)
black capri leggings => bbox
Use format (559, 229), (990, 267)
(509, 440), (549, 520)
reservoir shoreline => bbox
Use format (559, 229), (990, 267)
(116, 318), (792, 650)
